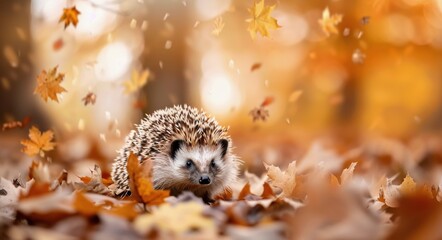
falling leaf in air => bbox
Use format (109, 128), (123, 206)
(53, 38), (64, 51)
(123, 69), (150, 94)
(126, 152), (169, 205)
(21, 126), (56, 157)
(82, 92), (97, 106)
(360, 16), (370, 25)
(249, 96), (274, 122)
(260, 96), (274, 107)
(2, 116), (31, 131)
(250, 62), (262, 72)
(212, 16), (225, 36)
(59, 6), (81, 29)
(352, 48), (366, 64)
(246, 0), (281, 39)
(318, 7), (343, 36)
(34, 66), (67, 102)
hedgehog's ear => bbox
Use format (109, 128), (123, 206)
(218, 139), (229, 158)
(170, 139), (185, 160)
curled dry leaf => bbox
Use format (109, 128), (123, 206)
(246, 0), (281, 39)
(318, 7), (343, 36)
(59, 6), (81, 29)
(82, 92), (97, 106)
(21, 126), (56, 157)
(126, 152), (169, 205)
(74, 165), (112, 195)
(34, 66), (67, 102)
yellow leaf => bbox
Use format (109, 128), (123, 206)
(123, 69), (150, 94)
(34, 66), (67, 102)
(212, 16), (225, 36)
(246, 0), (281, 39)
(400, 173), (416, 195)
(21, 126), (56, 157)
(59, 6), (81, 29)
(134, 202), (216, 236)
(318, 7), (343, 36)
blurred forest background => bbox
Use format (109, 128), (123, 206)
(1, 0), (442, 177)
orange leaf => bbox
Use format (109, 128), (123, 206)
(21, 126), (56, 157)
(80, 176), (91, 184)
(330, 174), (340, 188)
(34, 66), (67, 102)
(59, 6), (81, 29)
(126, 152), (169, 205)
(20, 182), (51, 200)
(238, 183), (251, 200)
(73, 191), (101, 217)
(104, 202), (138, 220)
(261, 182), (274, 199)
(261, 96), (274, 107)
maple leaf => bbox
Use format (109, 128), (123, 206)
(246, 0), (281, 39)
(21, 126), (56, 157)
(126, 152), (169, 205)
(123, 69), (149, 94)
(265, 161), (297, 197)
(59, 6), (81, 29)
(82, 92), (97, 106)
(212, 16), (225, 36)
(318, 7), (343, 36)
(34, 66), (67, 102)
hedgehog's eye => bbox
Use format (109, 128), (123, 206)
(210, 159), (216, 168)
(186, 159), (193, 168)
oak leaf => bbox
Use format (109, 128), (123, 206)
(318, 7), (342, 36)
(34, 66), (67, 102)
(21, 126), (55, 157)
(246, 0), (281, 39)
(59, 6), (81, 29)
(123, 69), (149, 94)
(265, 161), (297, 197)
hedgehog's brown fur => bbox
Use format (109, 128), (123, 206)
(111, 105), (240, 199)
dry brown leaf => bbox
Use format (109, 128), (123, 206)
(21, 126), (56, 157)
(82, 92), (96, 106)
(250, 62), (262, 72)
(74, 165), (112, 195)
(238, 183), (252, 200)
(59, 6), (81, 29)
(318, 7), (342, 36)
(265, 161), (297, 198)
(246, 0), (281, 39)
(34, 66), (67, 102)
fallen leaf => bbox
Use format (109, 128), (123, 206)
(59, 6), (81, 29)
(73, 191), (101, 217)
(212, 16), (225, 36)
(340, 162), (357, 185)
(34, 66), (67, 102)
(238, 183), (252, 200)
(265, 161), (297, 198)
(74, 165), (112, 195)
(126, 153), (169, 205)
(28, 161), (51, 183)
(400, 174), (416, 196)
(246, 0), (281, 39)
(21, 126), (56, 157)
(133, 202), (215, 236)
(81, 92), (97, 106)
(123, 69), (149, 94)
(318, 7), (343, 36)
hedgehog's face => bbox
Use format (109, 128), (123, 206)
(169, 139), (229, 187)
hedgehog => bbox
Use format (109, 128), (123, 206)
(111, 105), (240, 202)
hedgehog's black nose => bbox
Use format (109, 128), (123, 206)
(199, 175), (211, 185)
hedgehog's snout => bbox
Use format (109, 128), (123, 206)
(199, 175), (211, 185)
